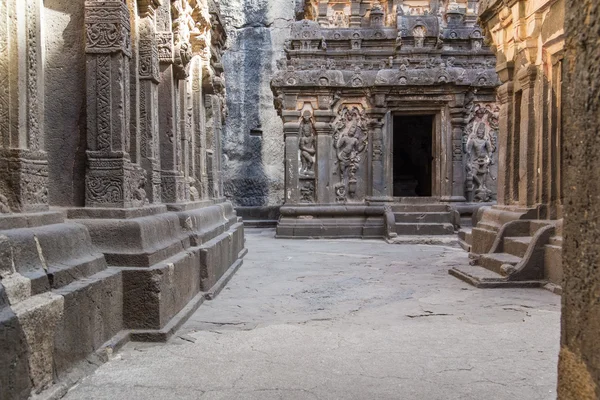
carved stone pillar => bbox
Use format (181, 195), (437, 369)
(449, 105), (467, 202)
(283, 110), (302, 204)
(517, 64), (537, 207)
(138, 0), (162, 203)
(366, 109), (388, 200)
(0, 0), (48, 214)
(84, 0), (141, 208)
(314, 110), (335, 204)
(496, 81), (514, 205)
(156, 2), (185, 204)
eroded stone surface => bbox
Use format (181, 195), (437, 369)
(63, 229), (560, 400)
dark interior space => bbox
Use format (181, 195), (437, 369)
(393, 115), (433, 197)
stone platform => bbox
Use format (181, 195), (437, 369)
(0, 203), (246, 399)
(276, 201), (459, 239)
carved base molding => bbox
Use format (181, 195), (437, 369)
(0, 150), (49, 213)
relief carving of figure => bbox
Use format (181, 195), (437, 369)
(466, 122), (493, 202)
(333, 106), (368, 201)
(299, 111), (316, 177)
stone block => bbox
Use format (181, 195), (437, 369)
(0, 298), (32, 400)
(52, 268), (123, 376)
(11, 292), (64, 393)
(122, 250), (201, 330)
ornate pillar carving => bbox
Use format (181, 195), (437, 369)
(366, 109), (388, 200)
(449, 104), (467, 202)
(282, 110), (302, 204)
(138, 0), (162, 203)
(156, 1), (185, 204)
(84, 0), (142, 208)
(0, 0), (48, 213)
(311, 110), (333, 204)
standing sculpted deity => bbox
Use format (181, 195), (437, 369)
(299, 111), (316, 176)
(333, 106), (368, 201)
(466, 122), (493, 201)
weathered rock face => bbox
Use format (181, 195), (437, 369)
(219, 0), (299, 209)
(558, 0), (600, 398)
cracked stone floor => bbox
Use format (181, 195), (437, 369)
(63, 228), (560, 400)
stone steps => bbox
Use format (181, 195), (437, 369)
(503, 236), (532, 258)
(393, 212), (453, 224)
(448, 265), (543, 289)
(389, 204), (450, 213)
(478, 252), (521, 275)
(394, 222), (454, 235)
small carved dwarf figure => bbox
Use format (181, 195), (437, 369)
(299, 111), (316, 176)
(466, 122), (493, 201)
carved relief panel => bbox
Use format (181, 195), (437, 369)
(463, 102), (499, 202)
(332, 105), (368, 202)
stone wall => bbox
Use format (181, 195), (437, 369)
(220, 0), (300, 210)
(557, 0), (600, 397)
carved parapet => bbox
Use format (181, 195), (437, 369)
(85, 1), (132, 57)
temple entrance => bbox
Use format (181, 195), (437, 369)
(393, 115), (433, 197)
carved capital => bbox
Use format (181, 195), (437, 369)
(85, 1), (132, 57)
(516, 64), (537, 90)
(137, 0), (162, 19)
(157, 31), (173, 63)
(497, 81), (514, 104)
(139, 38), (160, 82)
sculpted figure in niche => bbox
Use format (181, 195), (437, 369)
(333, 106), (368, 200)
(466, 123), (493, 202)
(299, 111), (316, 177)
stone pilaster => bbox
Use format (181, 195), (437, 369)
(517, 64), (537, 207)
(366, 109), (388, 200)
(496, 81), (514, 206)
(138, 0), (162, 203)
(84, 0), (141, 208)
(449, 104), (467, 202)
(283, 111), (301, 204)
(156, 2), (186, 204)
(0, 0), (49, 213)
(314, 110), (335, 204)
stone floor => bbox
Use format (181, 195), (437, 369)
(62, 228), (560, 400)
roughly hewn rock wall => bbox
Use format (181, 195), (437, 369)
(558, 0), (600, 398)
(220, 0), (299, 208)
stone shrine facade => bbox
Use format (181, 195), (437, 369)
(271, 0), (500, 238)
(449, 0), (565, 289)
(0, 0), (245, 398)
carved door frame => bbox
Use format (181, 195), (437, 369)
(388, 106), (445, 200)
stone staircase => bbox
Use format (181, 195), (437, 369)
(449, 220), (558, 288)
(386, 204), (457, 237)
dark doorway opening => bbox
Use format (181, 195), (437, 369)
(393, 115), (433, 197)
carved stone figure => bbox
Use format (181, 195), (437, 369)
(299, 111), (316, 176)
(466, 122), (493, 201)
(333, 106), (368, 201)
